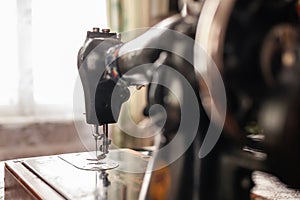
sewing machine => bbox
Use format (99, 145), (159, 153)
(5, 0), (300, 199)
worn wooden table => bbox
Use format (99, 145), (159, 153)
(2, 151), (300, 200)
(0, 162), (3, 200)
(4, 149), (149, 200)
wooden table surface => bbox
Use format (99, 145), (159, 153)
(0, 162), (3, 200)
(1, 153), (300, 200)
(4, 149), (149, 200)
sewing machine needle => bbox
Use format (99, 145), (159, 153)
(94, 125), (99, 157)
(96, 137), (98, 157)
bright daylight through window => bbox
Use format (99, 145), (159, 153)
(0, 0), (107, 120)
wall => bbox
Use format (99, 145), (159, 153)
(0, 122), (86, 161)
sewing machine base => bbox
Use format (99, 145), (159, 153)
(4, 149), (149, 200)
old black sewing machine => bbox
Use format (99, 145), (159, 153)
(4, 0), (300, 199)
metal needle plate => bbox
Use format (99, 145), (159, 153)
(59, 153), (119, 171)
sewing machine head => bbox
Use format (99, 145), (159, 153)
(77, 28), (129, 126)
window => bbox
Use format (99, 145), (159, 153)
(0, 0), (107, 121)
(0, 0), (18, 107)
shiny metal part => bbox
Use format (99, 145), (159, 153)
(92, 124), (112, 160)
(93, 27), (100, 32)
(101, 28), (110, 33)
(59, 153), (118, 171)
(98, 124), (111, 160)
(93, 125), (101, 157)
